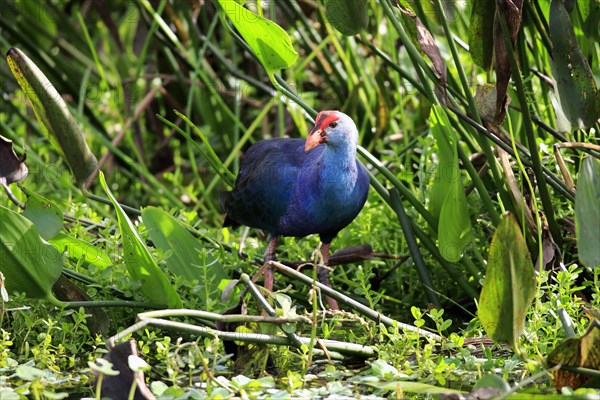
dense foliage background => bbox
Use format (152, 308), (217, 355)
(0, 0), (598, 398)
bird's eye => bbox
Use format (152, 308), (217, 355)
(328, 122), (337, 129)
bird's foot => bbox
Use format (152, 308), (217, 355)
(254, 236), (279, 293)
(252, 262), (274, 293)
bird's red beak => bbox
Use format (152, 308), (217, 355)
(305, 128), (325, 151)
(305, 111), (340, 152)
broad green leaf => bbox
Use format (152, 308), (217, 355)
(50, 233), (112, 269)
(142, 207), (226, 308)
(468, 0), (495, 70)
(429, 106), (472, 262)
(575, 158), (600, 268)
(478, 213), (536, 350)
(21, 188), (63, 240)
(549, 0), (600, 130)
(99, 172), (182, 308)
(6, 48), (98, 185)
(325, 0), (368, 36)
(215, 0), (297, 77)
(0, 205), (62, 303)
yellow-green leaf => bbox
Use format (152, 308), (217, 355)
(50, 233), (112, 269)
(215, 0), (297, 77)
(429, 106), (472, 262)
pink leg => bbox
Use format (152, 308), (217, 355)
(317, 243), (339, 310)
(262, 236), (279, 292)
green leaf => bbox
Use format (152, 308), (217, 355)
(142, 207), (227, 308)
(429, 106), (472, 262)
(549, 0), (600, 130)
(21, 188), (63, 240)
(215, 0), (298, 77)
(98, 171), (182, 308)
(575, 158), (600, 268)
(0, 205), (63, 302)
(49, 233), (112, 269)
(468, 0), (495, 70)
(438, 176), (473, 262)
(15, 365), (55, 381)
(478, 212), (536, 350)
(325, 0), (368, 36)
(6, 47), (98, 185)
(473, 374), (511, 393)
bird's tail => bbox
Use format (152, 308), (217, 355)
(219, 191), (230, 211)
(219, 191), (239, 228)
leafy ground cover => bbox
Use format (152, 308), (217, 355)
(0, 0), (599, 399)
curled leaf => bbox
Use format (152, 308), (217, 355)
(6, 48), (98, 185)
(397, 5), (447, 93)
(493, 0), (524, 124)
(0, 135), (28, 185)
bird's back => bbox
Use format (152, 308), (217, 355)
(221, 138), (310, 234)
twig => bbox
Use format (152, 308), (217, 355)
(137, 308), (311, 325)
(1, 182), (25, 209)
(108, 317), (375, 358)
(240, 273), (305, 350)
(269, 261), (443, 341)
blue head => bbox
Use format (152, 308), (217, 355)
(304, 111), (358, 152)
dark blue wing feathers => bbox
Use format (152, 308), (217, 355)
(222, 136), (369, 242)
